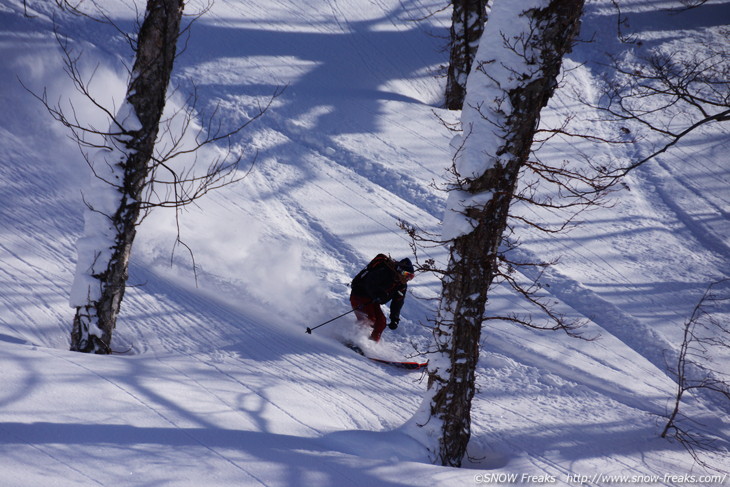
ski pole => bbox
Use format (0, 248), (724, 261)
(305, 307), (360, 334)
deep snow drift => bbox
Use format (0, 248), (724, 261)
(1, 0), (728, 486)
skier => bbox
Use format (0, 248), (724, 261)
(350, 254), (415, 342)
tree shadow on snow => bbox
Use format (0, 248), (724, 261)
(0, 421), (421, 487)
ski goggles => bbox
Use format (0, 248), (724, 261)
(401, 270), (415, 281)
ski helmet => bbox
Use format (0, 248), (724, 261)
(398, 258), (415, 281)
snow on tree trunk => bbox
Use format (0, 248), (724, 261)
(70, 0), (184, 354)
(412, 0), (585, 466)
(445, 0), (490, 110)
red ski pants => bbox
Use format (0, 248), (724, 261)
(350, 294), (386, 342)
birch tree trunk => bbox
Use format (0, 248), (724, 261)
(444, 0), (489, 110)
(70, 0), (184, 353)
(415, 0), (585, 466)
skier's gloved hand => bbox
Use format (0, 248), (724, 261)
(372, 296), (384, 305)
(388, 319), (399, 330)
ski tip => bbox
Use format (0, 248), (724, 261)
(370, 357), (428, 370)
(342, 341), (427, 370)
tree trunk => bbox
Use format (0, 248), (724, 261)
(70, 0), (184, 353)
(418, 0), (585, 466)
(444, 0), (489, 110)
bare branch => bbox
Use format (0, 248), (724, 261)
(590, 35), (729, 175)
(661, 279), (730, 473)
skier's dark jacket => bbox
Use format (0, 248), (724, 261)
(350, 254), (406, 321)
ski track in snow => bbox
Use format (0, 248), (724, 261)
(650, 151), (730, 263)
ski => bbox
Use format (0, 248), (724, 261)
(343, 342), (427, 370)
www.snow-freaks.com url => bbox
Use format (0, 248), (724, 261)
(473, 472), (729, 484)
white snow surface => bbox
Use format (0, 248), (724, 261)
(1, 0), (729, 486)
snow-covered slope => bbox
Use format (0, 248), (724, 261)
(0, 0), (728, 485)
